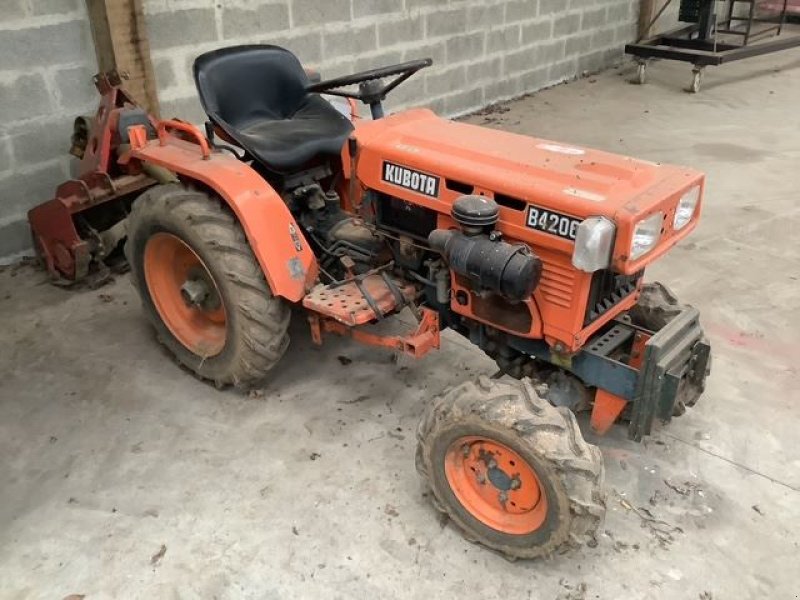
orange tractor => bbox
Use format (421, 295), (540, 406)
(29, 45), (711, 559)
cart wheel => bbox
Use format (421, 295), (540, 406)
(416, 376), (605, 559)
(636, 62), (647, 85)
(689, 68), (703, 94)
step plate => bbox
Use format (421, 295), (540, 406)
(303, 274), (415, 326)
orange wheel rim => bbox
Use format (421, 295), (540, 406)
(143, 233), (227, 357)
(444, 436), (548, 535)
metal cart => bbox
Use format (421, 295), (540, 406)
(626, 0), (800, 92)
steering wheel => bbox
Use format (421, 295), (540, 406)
(307, 59), (432, 116)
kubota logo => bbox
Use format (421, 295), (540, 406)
(382, 161), (440, 198)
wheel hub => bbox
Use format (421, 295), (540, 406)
(143, 232), (227, 357)
(445, 436), (548, 535)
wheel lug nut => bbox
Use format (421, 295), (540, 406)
(488, 459), (497, 469)
(476, 473), (486, 484)
(510, 478), (521, 490)
(498, 491), (508, 503)
(462, 444), (471, 458)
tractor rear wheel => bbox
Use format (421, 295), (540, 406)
(416, 376), (605, 559)
(125, 184), (290, 388)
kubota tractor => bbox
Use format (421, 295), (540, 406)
(28, 45), (711, 559)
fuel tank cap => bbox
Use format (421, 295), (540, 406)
(452, 195), (499, 230)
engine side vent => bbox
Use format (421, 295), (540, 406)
(494, 193), (527, 212)
(445, 179), (474, 194)
(584, 269), (643, 325)
(538, 261), (576, 309)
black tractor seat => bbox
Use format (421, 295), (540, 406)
(193, 45), (354, 173)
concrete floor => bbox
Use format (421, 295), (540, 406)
(2, 48), (800, 600)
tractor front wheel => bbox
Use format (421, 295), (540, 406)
(416, 376), (605, 559)
(125, 184), (290, 388)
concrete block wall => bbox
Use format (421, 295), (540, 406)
(0, 0), (98, 259)
(0, 0), (640, 260)
(146, 0), (640, 121)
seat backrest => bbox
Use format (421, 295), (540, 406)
(193, 45), (309, 128)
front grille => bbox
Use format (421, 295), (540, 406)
(584, 269), (643, 325)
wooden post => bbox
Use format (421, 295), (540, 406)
(85, 0), (160, 116)
(639, 0), (657, 39)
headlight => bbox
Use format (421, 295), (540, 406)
(572, 217), (616, 272)
(673, 186), (700, 230)
(630, 212), (663, 260)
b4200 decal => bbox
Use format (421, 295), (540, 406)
(526, 206), (581, 241)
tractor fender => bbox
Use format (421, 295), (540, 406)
(129, 133), (318, 302)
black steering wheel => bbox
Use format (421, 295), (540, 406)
(307, 58), (432, 115)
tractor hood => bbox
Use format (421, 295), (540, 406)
(350, 109), (705, 273)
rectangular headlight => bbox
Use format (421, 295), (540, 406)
(630, 212), (663, 260)
(673, 186), (700, 230)
(572, 217), (616, 272)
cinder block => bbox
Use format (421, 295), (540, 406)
(0, 161), (65, 217)
(323, 24), (377, 57)
(549, 56), (578, 82)
(446, 32), (485, 64)
(517, 65), (549, 92)
(0, 0), (27, 21)
(0, 74), (53, 122)
(378, 15), (424, 48)
(539, 0), (564, 16)
(54, 65), (98, 113)
(353, 0), (400, 18)
(404, 41), (446, 65)
(292, 0), (351, 27)
(0, 137), (12, 173)
(0, 20), (91, 70)
(10, 119), (73, 165)
(522, 19), (552, 45)
(406, 0), (440, 10)
(0, 218), (33, 258)
(592, 26), (616, 49)
(607, 2), (631, 23)
(146, 8), (217, 50)
(505, 0), (538, 23)
(425, 65), (467, 97)
(31, 0), (80, 15)
(466, 57), (502, 83)
(484, 77), (521, 103)
(426, 8), (467, 38)
(538, 39), (565, 63)
(159, 95), (207, 124)
(271, 30), (324, 63)
(553, 13), (580, 37)
(444, 87), (484, 115)
(467, 5), (503, 30)
(578, 48), (605, 72)
(487, 25), (521, 54)
(581, 7), (607, 30)
(153, 58), (176, 91)
(504, 47), (538, 75)
(354, 49), (403, 72)
(223, 4), (290, 39)
(615, 21), (637, 43)
(565, 32), (593, 55)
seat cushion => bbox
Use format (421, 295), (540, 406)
(229, 95), (354, 172)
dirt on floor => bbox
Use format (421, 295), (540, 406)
(1, 48), (800, 600)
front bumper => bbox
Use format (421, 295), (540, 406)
(627, 306), (711, 441)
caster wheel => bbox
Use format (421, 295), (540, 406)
(689, 68), (703, 93)
(636, 62), (647, 85)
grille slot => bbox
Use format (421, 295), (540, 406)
(584, 269), (642, 325)
(538, 262), (576, 309)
